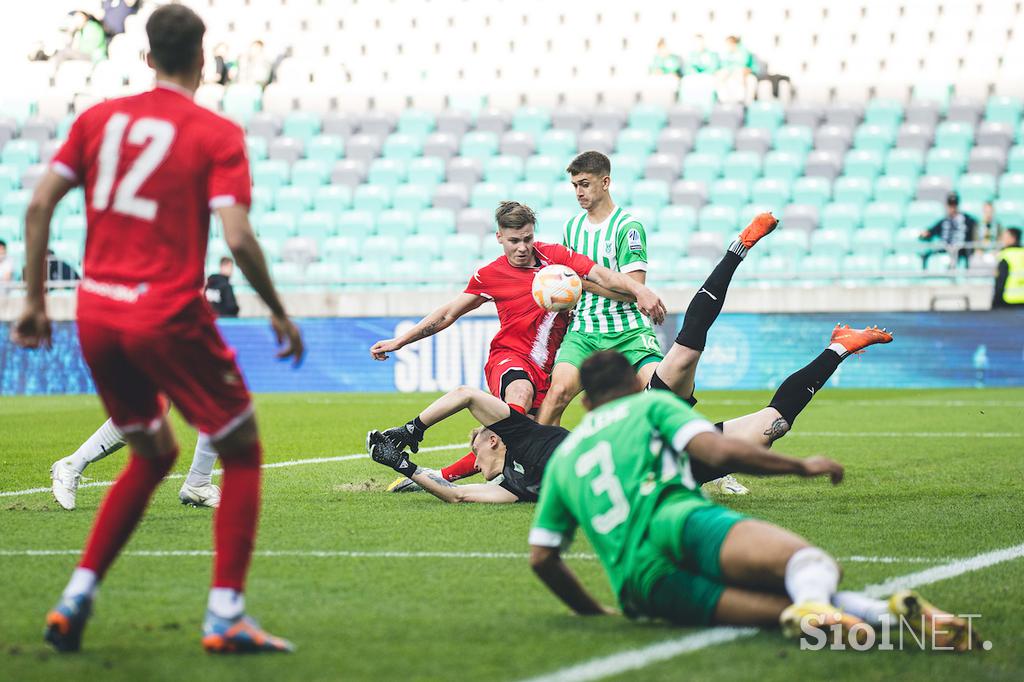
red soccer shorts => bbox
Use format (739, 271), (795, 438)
(78, 305), (252, 439)
(484, 350), (551, 411)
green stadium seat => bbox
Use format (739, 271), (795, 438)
(484, 156), (524, 185)
(283, 111), (321, 142)
(368, 158), (408, 185)
(376, 209), (416, 237)
(722, 151), (761, 181)
(461, 131), (500, 159)
(905, 201), (944, 231)
(628, 207), (657, 232)
(512, 107), (551, 136)
(0, 164), (19, 194)
(1007, 146), (1024, 174)
(800, 254), (842, 282)
(683, 152), (722, 183)
(864, 99), (904, 127)
(56, 189), (84, 217)
(222, 84), (262, 123)
(833, 176), (873, 204)
(883, 253), (921, 284)
(343, 261), (387, 287)
(398, 109), (436, 137)
(290, 159), (331, 187)
(912, 83), (953, 110)
(512, 182), (551, 209)
(252, 160), (289, 189)
(2, 140), (39, 172)
(306, 135), (345, 162)
(629, 104), (668, 132)
(610, 153), (644, 182)
(773, 125), (814, 154)
(274, 186), (313, 216)
(993, 199), (1024, 225)
(767, 230), (808, 259)
(985, 96), (1023, 125)
(851, 228), (893, 257)
(754, 255), (790, 283)
(0, 94), (33, 124)
(709, 179), (750, 209)
(321, 236), (356, 262)
(251, 186), (274, 214)
(924, 148), (967, 178)
(337, 209), (376, 235)
(885, 148), (924, 179)
(751, 178), (791, 209)
(305, 262), (344, 285)
(667, 256), (710, 282)
(0, 215), (19, 242)
(1, 189), (30, 217)
(313, 185), (352, 213)
(874, 176), (915, 204)
(256, 213), (296, 239)
(56, 115), (75, 141)
(745, 101), (784, 131)
(51, 238), (82, 267)
(810, 229), (850, 257)
(416, 208), (456, 236)
(841, 254), (882, 283)
(862, 202), (905, 230)
(271, 262), (305, 286)
(297, 211), (336, 239)
(537, 130), (576, 158)
(617, 129), (656, 156)
(657, 206), (697, 234)
(470, 182), (508, 209)
(257, 236), (281, 263)
(924, 252), (955, 274)
(525, 155), (563, 183)
(353, 184), (393, 212)
(998, 173), (1024, 201)
(958, 173), (997, 203)
(821, 203), (863, 231)
(392, 184), (433, 211)
(407, 157), (445, 186)
(383, 133), (423, 160)
(893, 228), (925, 253)
(548, 182), (580, 210)
(446, 234), (482, 265)
(632, 180), (670, 209)
(843, 149), (884, 179)
(791, 177), (831, 208)
(246, 136), (268, 161)
(401, 234), (443, 262)
(853, 124), (896, 152)
(934, 122), (975, 152)
(648, 232), (684, 260)
(698, 205), (738, 233)
(762, 151), (804, 181)
(613, 180), (634, 205)
(694, 127), (734, 155)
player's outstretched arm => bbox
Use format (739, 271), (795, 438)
(686, 432), (844, 484)
(380, 386), (512, 453)
(12, 170), (74, 349)
(219, 204), (304, 364)
(585, 265), (666, 324)
(529, 545), (617, 616)
(581, 279), (634, 303)
(370, 293), (485, 360)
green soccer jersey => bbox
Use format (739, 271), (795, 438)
(529, 391), (717, 603)
(562, 207), (650, 334)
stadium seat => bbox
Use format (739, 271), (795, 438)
(924, 148), (967, 178)
(790, 177), (831, 209)
(342, 261), (386, 288)
(697, 205), (738, 233)
(833, 177), (874, 204)
(694, 127), (734, 155)
(999, 173), (1024, 201)
(422, 132), (459, 160)
(994, 199), (1024, 225)
(511, 107), (551, 136)
(670, 180), (708, 210)
(470, 182), (508, 209)
(306, 135), (345, 162)
(810, 229), (850, 258)
(768, 230), (809, 259)
(644, 154), (682, 183)
(631, 179), (670, 209)
(346, 134), (383, 162)
(392, 184), (433, 211)
(537, 130), (576, 159)
(398, 109), (436, 137)
(683, 152), (722, 184)
(844, 150), (884, 179)
(672, 256), (714, 283)
(446, 234), (483, 265)
(896, 123), (934, 152)
(331, 160), (368, 188)
(337, 210), (376, 235)
(1, 189), (30, 218)
(578, 129), (615, 155)
(460, 131), (500, 159)
(291, 159), (331, 187)
(709, 179), (750, 209)
(253, 160), (290, 189)
(763, 151), (805, 181)
(862, 202), (905, 230)
(1, 140), (39, 172)
(916, 175), (954, 202)
(305, 261), (344, 285)
(628, 104), (668, 132)
(617, 129), (656, 156)
(853, 123), (896, 152)
(873, 176), (915, 205)
(401, 234), (444, 263)
(512, 182), (551, 210)
(815, 125), (853, 153)
(734, 128), (772, 155)
(609, 154), (643, 183)
(57, 214), (85, 242)
(773, 125), (814, 154)
(904, 201), (944, 231)
(968, 147), (1008, 176)
(985, 96), (1023, 125)
(657, 128), (695, 157)
(975, 123), (1014, 150)
(416, 209), (456, 236)
(382, 133), (423, 160)
(841, 254), (882, 283)
(820, 203), (862, 231)
(222, 84), (262, 123)
(525, 155), (563, 183)
(407, 157), (446, 186)
(268, 137), (304, 164)
(313, 185), (353, 213)
(256, 213), (297, 240)
(499, 131), (535, 158)
(958, 174), (997, 203)
(368, 159), (408, 186)
(376, 210), (417, 237)
(657, 206), (697, 234)
(297, 211), (336, 239)
(484, 156), (524, 185)
(353, 184), (393, 212)
(750, 178), (791, 210)
(686, 232), (726, 260)
(800, 254), (842, 282)
(1009, 147), (1024, 174)
(864, 99), (904, 128)
(721, 152), (761, 182)
(246, 136), (268, 161)
(275, 186), (313, 216)
(934, 122), (975, 152)
(283, 111), (321, 142)
(745, 101), (784, 131)
(851, 228), (893, 258)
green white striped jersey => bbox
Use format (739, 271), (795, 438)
(562, 207), (650, 334)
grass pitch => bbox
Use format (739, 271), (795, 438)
(1, 388), (1023, 681)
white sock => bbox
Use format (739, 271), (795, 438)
(62, 419), (126, 474)
(208, 588), (244, 619)
(62, 567), (98, 599)
(185, 434), (218, 488)
(784, 547), (839, 605)
(832, 591), (892, 626)
(827, 343), (847, 357)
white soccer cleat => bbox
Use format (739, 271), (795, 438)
(179, 482), (221, 508)
(703, 474), (750, 495)
(51, 460), (82, 510)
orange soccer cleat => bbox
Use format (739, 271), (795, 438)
(738, 212), (779, 249)
(829, 324), (894, 355)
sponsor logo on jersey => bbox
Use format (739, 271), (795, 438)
(627, 228), (643, 251)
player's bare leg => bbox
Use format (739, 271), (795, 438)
(537, 362), (582, 425)
(712, 588), (792, 626)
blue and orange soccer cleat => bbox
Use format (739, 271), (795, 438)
(830, 324), (894, 355)
(44, 593), (93, 653)
(202, 611), (295, 654)
(738, 212), (779, 249)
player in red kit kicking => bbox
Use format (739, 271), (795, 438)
(370, 201), (665, 489)
(12, 5), (303, 654)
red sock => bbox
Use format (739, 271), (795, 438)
(508, 403), (527, 415)
(212, 440), (262, 591)
(80, 447), (178, 577)
(441, 452), (479, 481)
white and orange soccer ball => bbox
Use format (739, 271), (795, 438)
(532, 264), (582, 312)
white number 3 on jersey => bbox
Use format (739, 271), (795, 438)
(92, 113), (175, 221)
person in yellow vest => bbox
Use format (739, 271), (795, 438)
(993, 227), (1024, 308)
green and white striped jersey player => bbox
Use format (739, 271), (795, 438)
(537, 151), (664, 426)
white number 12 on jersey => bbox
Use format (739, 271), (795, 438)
(92, 113), (175, 221)
(575, 441), (630, 534)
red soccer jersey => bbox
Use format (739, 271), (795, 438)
(52, 82), (251, 331)
(464, 242), (597, 374)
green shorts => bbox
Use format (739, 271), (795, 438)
(623, 501), (748, 626)
(554, 327), (663, 370)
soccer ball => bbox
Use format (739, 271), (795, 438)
(532, 264), (582, 312)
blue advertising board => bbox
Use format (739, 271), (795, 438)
(1, 311), (1022, 396)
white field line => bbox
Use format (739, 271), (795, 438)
(699, 399), (1024, 408)
(0, 442), (467, 498)
(788, 431), (1019, 438)
(516, 542), (1024, 682)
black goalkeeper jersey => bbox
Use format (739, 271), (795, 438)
(487, 411), (569, 502)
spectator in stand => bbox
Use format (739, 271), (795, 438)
(992, 227), (1024, 308)
(210, 42), (235, 85)
(685, 34), (720, 76)
(100, 0), (140, 37)
(978, 201), (1003, 250)
(46, 249), (80, 283)
(205, 257), (240, 317)
(919, 192), (977, 268)
(237, 39), (274, 87)
(56, 10), (108, 64)
(650, 38), (682, 78)
(0, 239), (13, 285)
(716, 35), (758, 103)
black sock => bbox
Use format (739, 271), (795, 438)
(646, 369), (671, 392)
(675, 249), (743, 352)
(767, 349), (845, 426)
(411, 416), (428, 437)
(691, 457), (734, 485)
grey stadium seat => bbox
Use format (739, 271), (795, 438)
(578, 128), (615, 155)
(0, 118), (17, 148)
(475, 109), (511, 135)
(785, 103), (824, 128)
(322, 112), (356, 137)
(551, 106), (588, 134)
(945, 98), (983, 125)
(687, 231), (725, 260)
(671, 180), (708, 210)
(331, 159), (368, 187)
(281, 237), (319, 265)
(422, 132), (459, 160)
(823, 103), (863, 128)
(916, 175), (954, 203)
(967, 147), (1007, 176)
(247, 112), (282, 139)
(39, 139), (63, 164)
(589, 106), (627, 133)
(708, 103), (744, 130)
(20, 164), (46, 190)
(904, 101), (940, 127)
(667, 104), (704, 132)
(357, 112), (396, 137)
(436, 110), (472, 137)
(345, 133), (383, 162)
(814, 125), (853, 153)
(456, 208), (493, 236)
(433, 183), (470, 211)
(781, 205), (819, 233)
(804, 150), (842, 180)
(446, 157), (484, 185)
(735, 127), (772, 154)
(656, 128), (695, 156)
(500, 130), (535, 158)
(976, 122), (1015, 150)
(19, 117), (55, 145)
(896, 123), (934, 151)
(644, 153), (682, 183)
(268, 136), (304, 164)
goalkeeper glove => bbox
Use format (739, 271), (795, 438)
(367, 430), (417, 477)
(381, 417), (426, 454)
